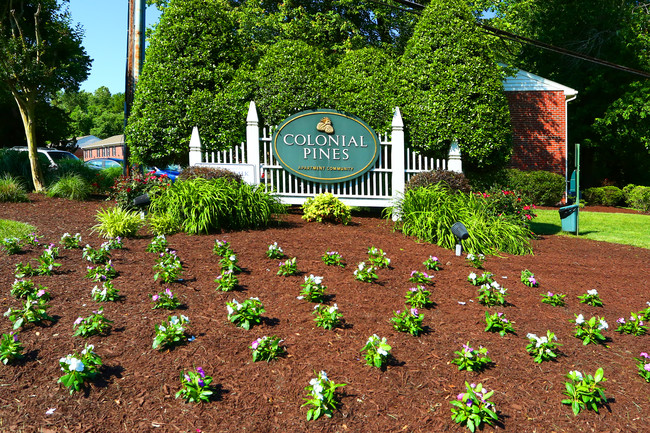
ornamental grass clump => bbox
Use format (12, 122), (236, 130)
(92, 205), (144, 238)
(47, 173), (92, 200)
(58, 344), (102, 394)
(391, 308), (424, 336)
(484, 311), (515, 337)
(615, 312), (647, 336)
(540, 291), (566, 307)
(176, 367), (214, 403)
(572, 314), (608, 345)
(250, 336), (286, 362)
(635, 352), (650, 382)
(578, 289), (603, 307)
(298, 275), (327, 302)
(226, 298), (265, 330)
(152, 315), (190, 350)
(151, 288), (181, 310)
(361, 334), (391, 368)
(525, 331), (561, 363)
(450, 382), (499, 432)
(451, 343), (491, 372)
(0, 332), (24, 365)
(301, 371), (346, 421)
(313, 304), (343, 330)
(562, 368), (607, 416)
(322, 251), (345, 267)
(73, 308), (113, 338)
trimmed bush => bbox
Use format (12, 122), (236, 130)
(0, 174), (29, 202)
(406, 170), (471, 193)
(149, 178), (285, 234)
(583, 186), (624, 206)
(302, 193), (352, 225)
(47, 174), (92, 201)
(177, 166), (243, 183)
(626, 186), (650, 212)
(506, 169), (565, 206)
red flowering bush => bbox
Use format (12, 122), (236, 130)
(479, 188), (537, 227)
(109, 172), (172, 209)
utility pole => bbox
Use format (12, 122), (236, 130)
(124, 0), (146, 175)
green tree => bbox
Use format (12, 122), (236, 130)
(399, 0), (511, 169)
(0, 0), (90, 191)
(53, 87), (124, 139)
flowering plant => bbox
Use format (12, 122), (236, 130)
(467, 272), (493, 286)
(82, 243), (111, 264)
(615, 312), (647, 336)
(146, 234), (168, 253)
(525, 330), (561, 363)
(102, 237), (123, 250)
(465, 253), (485, 269)
(60, 232), (82, 249)
(423, 255), (441, 271)
(152, 315), (190, 350)
(10, 279), (40, 299)
(23, 232), (40, 246)
(14, 262), (36, 278)
(91, 281), (121, 302)
(277, 257), (298, 276)
(562, 368), (607, 416)
(578, 289), (603, 307)
(313, 304), (343, 330)
(482, 188), (537, 226)
(541, 291), (566, 307)
(175, 367), (214, 403)
(153, 249), (183, 283)
(1, 237), (22, 255)
(640, 302), (650, 321)
(361, 334), (391, 368)
(73, 308), (113, 338)
(36, 243), (61, 275)
(298, 275), (327, 302)
(110, 172), (171, 210)
(301, 371), (346, 421)
(391, 308), (424, 336)
(212, 239), (232, 256)
(151, 288), (181, 310)
(484, 311), (515, 337)
(266, 242), (285, 259)
(572, 314), (608, 345)
(220, 253), (242, 273)
(0, 332), (24, 365)
(451, 343), (491, 372)
(215, 269), (238, 291)
(450, 382), (499, 432)
(226, 298), (265, 330)
(250, 335), (285, 362)
(4, 293), (53, 330)
(635, 352), (650, 382)
(322, 251), (345, 267)
(85, 261), (118, 282)
(367, 246), (391, 269)
(477, 282), (507, 307)
(354, 262), (378, 283)
(520, 269), (538, 287)
(58, 344), (102, 394)
(409, 270), (433, 285)
(405, 285), (431, 308)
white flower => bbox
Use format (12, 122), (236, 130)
(312, 382), (324, 394)
(309, 378), (318, 386)
(570, 370), (583, 381)
(296, 296), (304, 300)
(328, 304), (338, 313)
(358, 262), (365, 270)
(319, 371), (328, 381)
(81, 345), (95, 355)
(575, 314), (585, 325)
(158, 325), (167, 332)
(377, 348), (388, 356)
(68, 357), (85, 372)
(526, 333), (538, 340)
(598, 319), (609, 330)
(468, 273), (477, 280)
(587, 289), (598, 296)
(386, 258), (391, 265)
(169, 316), (180, 325)
(45, 408), (56, 415)
(466, 253), (475, 260)
(226, 305), (234, 315)
(490, 281), (500, 289)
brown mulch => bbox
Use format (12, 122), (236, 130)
(1, 194), (649, 433)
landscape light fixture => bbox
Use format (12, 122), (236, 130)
(451, 222), (469, 256)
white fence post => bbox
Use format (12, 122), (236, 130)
(448, 140), (463, 173)
(246, 101), (261, 184)
(188, 126), (202, 166)
(391, 107), (405, 201)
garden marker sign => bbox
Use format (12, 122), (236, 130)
(272, 109), (380, 184)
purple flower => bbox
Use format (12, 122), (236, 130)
(251, 339), (260, 349)
(617, 317), (625, 324)
(198, 379), (205, 387)
(466, 400), (473, 407)
(152, 294), (160, 301)
(640, 352), (649, 358)
(184, 373), (191, 382)
(196, 367), (206, 378)
(410, 270), (417, 277)
(547, 291), (554, 297)
(36, 289), (46, 297)
(410, 308), (419, 317)
(165, 288), (173, 298)
(74, 317), (83, 325)
(409, 287), (418, 292)
(431, 256), (438, 261)
(644, 364), (650, 372)
(457, 393), (464, 400)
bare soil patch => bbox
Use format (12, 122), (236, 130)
(1, 194), (649, 432)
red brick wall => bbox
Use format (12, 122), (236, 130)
(506, 90), (566, 176)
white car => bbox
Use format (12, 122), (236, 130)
(11, 146), (79, 168)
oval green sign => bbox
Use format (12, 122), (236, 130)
(272, 109), (380, 184)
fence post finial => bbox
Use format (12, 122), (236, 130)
(391, 107), (406, 213)
(448, 140), (463, 173)
(246, 101), (261, 184)
(189, 126), (202, 166)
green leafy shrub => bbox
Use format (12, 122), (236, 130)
(482, 188), (537, 227)
(406, 170), (471, 193)
(390, 183), (533, 255)
(625, 185), (650, 212)
(0, 174), (29, 202)
(109, 173), (172, 210)
(302, 193), (351, 225)
(177, 165), (242, 183)
(147, 212), (181, 236)
(506, 169), (565, 206)
(583, 186), (624, 206)
(0, 149), (50, 192)
(149, 178), (285, 234)
(47, 174), (92, 200)
(92, 206), (144, 238)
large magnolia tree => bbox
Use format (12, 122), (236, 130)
(0, 0), (90, 191)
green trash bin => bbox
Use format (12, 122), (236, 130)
(559, 204), (579, 232)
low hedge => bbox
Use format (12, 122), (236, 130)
(583, 186), (624, 206)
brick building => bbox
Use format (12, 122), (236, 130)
(503, 69), (578, 178)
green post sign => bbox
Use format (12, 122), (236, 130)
(272, 109), (380, 183)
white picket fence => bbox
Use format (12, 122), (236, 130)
(189, 101), (462, 208)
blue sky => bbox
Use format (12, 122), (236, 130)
(67, 0), (161, 95)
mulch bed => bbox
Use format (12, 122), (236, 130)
(1, 194), (649, 433)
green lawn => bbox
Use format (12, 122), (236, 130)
(0, 219), (37, 239)
(531, 208), (650, 249)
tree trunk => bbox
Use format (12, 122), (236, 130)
(14, 93), (45, 192)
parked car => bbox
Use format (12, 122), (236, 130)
(11, 146), (79, 168)
(85, 158), (124, 170)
